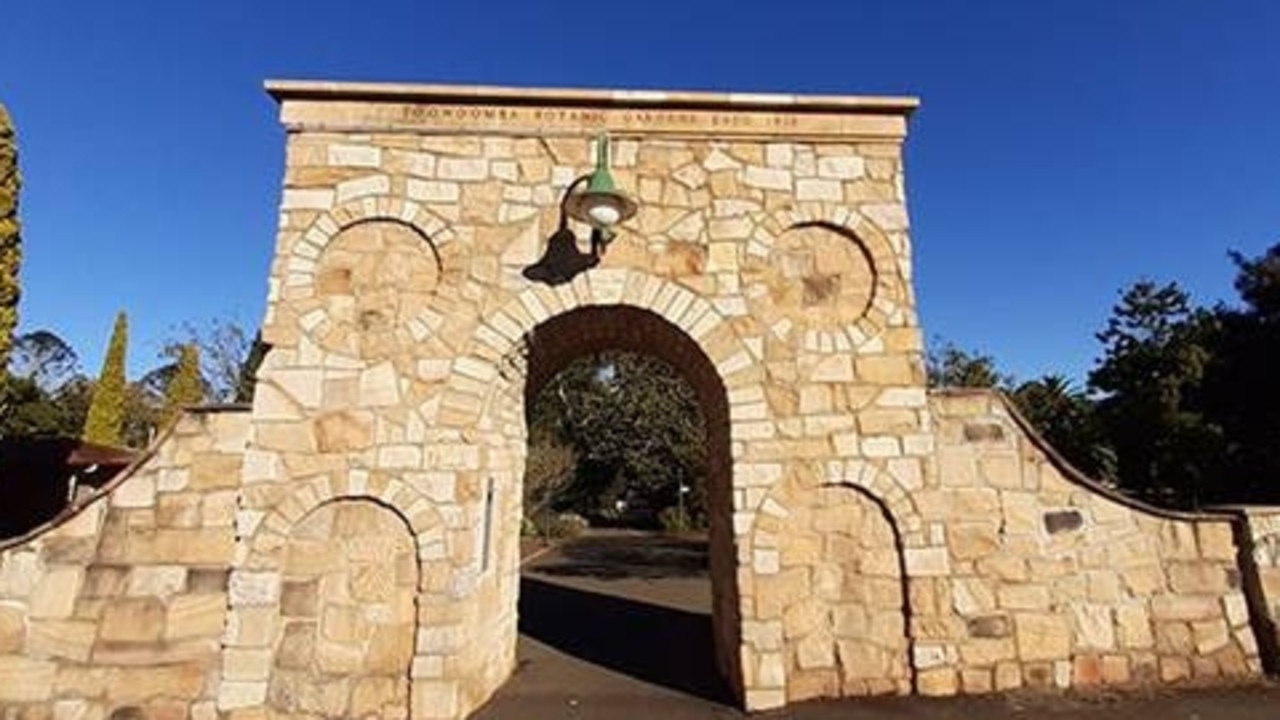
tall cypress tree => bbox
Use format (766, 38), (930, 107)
(0, 104), (21, 380)
(83, 312), (128, 446)
(164, 343), (203, 422)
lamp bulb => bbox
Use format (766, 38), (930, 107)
(587, 203), (621, 227)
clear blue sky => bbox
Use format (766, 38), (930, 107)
(2, 1), (1277, 383)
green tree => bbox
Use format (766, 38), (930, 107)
(0, 104), (21, 381)
(528, 351), (707, 525)
(523, 426), (578, 534)
(1, 329), (89, 440)
(9, 330), (79, 390)
(1200, 241), (1280, 502)
(82, 312), (128, 447)
(164, 318), (256, 402)
(1011, 374), (1114, 481)
(926, 339), (1013, 389)
(1088, 281), (1223, 507)
(163, 343), (203, 422)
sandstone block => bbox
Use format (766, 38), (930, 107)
(0, 604), (24, 652)
(217, 680), (268, 710)
(314, 410), (374, 453)
(127, 566), (187, 597)
(412, 680), (459, 719)
(916, 667), (957, 696)
(1151, 594), (1221, 622)
(352, 676), (407, 717)
(745, 688), (786, 710)
(960, 668), (993, 693)
(994, 661), (1022, 690)
(817, 156), (865, 179)
(229, 571), (281, 607)
(1014, 613), (1070, 661)
(27, 619), (95, 662)
(166, 593), (227, 640)
(1167, 562), (1231, 594)
(1114, 603), (1154, 650)
(100, 598), (166, 643)
(30, 567), (84, 619)
(1197, 522), (1236, 561)
(223, 647), (273, 682)
(111, 475), (156, 508)
(742, 166), (791, 191)
(947, 523), (999, 561)
(795, 633), (836, 670)
(903, 547), (950, 577)
(367, 624), (414, 673)
(810, 355), (854, 383)
(958, 637), (1015, 665)
(999, 585), (1051, 612)
(1192, 618), (1230, 654)
(1071, 603), (1116, 650)
(0, 656), (57, 702)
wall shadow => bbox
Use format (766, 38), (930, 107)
(518, 575), (733, 704)
(534, 533), (708, 580)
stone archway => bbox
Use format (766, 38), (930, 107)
(518, 304), (740, 690)
(254, 81), (929, 718)
(425, 279), (770, 707)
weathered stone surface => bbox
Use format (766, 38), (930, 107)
(166, 593), (227, 640)
(0, 656), (57, 702)
(27, 619), (96, 661)
(1014, 614), (1071, 662)
(29, 567), (83, 619)
(100, 598), (166, 643)
(0, 604), (25, 653)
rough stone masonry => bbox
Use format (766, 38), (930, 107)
(2, 80), (1279, 720)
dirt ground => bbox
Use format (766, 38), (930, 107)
(474, 531), (1280, 719)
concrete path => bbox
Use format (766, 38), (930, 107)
(472, 530), (1280, 719)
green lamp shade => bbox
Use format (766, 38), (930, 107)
(564, 135), (638, 229)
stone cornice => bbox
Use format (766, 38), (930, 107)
(265, 79), (919, 140)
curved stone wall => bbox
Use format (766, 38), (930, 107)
(0, 409), (248, 719)
(925, 390), (1259, 693)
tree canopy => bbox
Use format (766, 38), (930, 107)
(525, 351), (707, 526)
(931, 240), (1280, 508)
(2, 317), (259, 447)
(82, 312), (128, 447)
(0, 104), (21, 384)
(162, 343), (204, 423)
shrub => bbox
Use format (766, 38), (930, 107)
(527, 511), (588, 539)
(658, 506), (694, 534)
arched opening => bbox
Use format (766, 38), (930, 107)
(266, 498), (419, 718)
(754, 479), (912, 701)
(497, 305), (739, 707)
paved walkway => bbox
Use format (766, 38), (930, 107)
(473, 531), (1280, 719)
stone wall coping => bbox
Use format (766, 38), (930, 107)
(0, 405), (251, 552)
(930, 387), (1238, 524)
(264, 79), (920, 116)
(1205, 505), (1280, 516)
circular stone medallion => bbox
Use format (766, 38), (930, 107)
(308, 220), (440, 360)
(770, 223), (876, 329)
